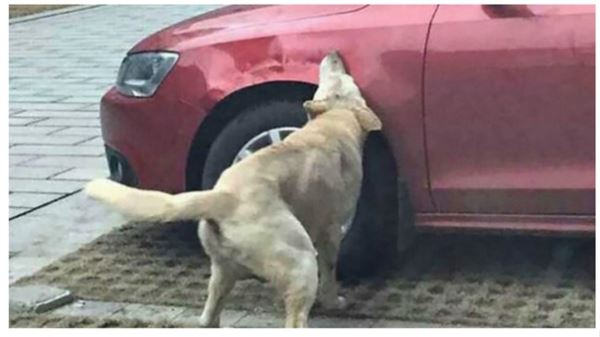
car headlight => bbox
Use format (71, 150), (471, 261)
(116, 52), (179, 97)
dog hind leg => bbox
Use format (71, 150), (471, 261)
(261, 249), (317, 328)
(199, 262), (237, 327)
(281, 252), (318, 328)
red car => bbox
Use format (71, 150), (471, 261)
(100, 5), (595, 279)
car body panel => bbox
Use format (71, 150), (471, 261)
(101, 87), (198, 192)
(416, 213), (595, 236)
(424, 5), (595, 216)
(100, 5), (595, 234)
(131, 5), (367, 52)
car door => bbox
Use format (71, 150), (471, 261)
(290, 4), (439, 212)
(424, 5), (595, 215)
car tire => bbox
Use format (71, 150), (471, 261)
(201, 99), (403, 280)
(336, 132), (403, 282)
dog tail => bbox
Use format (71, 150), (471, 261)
(84, 178), (234, 222)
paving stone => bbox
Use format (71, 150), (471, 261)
(9, 214), (66, 254)
(56, 72), (117, 79)
(9, 126), (63, 135)
(9, 207), (31, 219)
(115, 303), (186, 322)
(9, 196), (123, 259)
(10, 96), (70, 103)
(9, 155), (38, 166)
(9, 4), (101, 24)
(9, 179), (83, 194)
(9, 70), (61, 78)
(174, 308), (247, 327)
(58, 96), (104, 104)
(54, 300), (125, 318)
(9, 135), (93, 145)
(9, 103), (93, 111)
(52, 167), (108, 181)
(10, 145), (104, 156)
(37, 89), (105, 97)
(11, 80), (83, 88)
(373, 319), (445, 328)
(9, 257), (56, 284)
(76, 136), (104, 146)
(14, 111), (100, 119)
(9, 117), (46, 126)
(9, 192), (64, 208)
(310, 316), (377, 328)
(9, 89), (43, 97)
(25, 191), (115, 219)
(10, 94), (67, 102)
(49, 126), (102, 136)
(25, 155), (106, 168)
(10, 285), (74, 314)
(31, 118), (100, 127)
(233, 313), (283, 328)
(9, 166), (70, 179)
(67, 103), (99, 111)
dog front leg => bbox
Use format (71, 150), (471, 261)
(199, 263), (237, 327)
(316, 236), (346, 310)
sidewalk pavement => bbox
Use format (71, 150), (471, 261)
(10, 293), (445, 328)
(51, 299), (445, 328)
(9, 4), (219, 283)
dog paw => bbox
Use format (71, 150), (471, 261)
(318, 296), (348, 311)
(199, 316), (220, 328)
(334, 296), (348, 310)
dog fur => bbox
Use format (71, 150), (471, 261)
(85, 51), (381, 328)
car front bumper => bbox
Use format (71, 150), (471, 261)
(99, 87), (206, 193)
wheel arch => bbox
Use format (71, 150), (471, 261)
(185, 81), (317, 191)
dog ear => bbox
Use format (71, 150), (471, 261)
(303, 100), (329, 118)
(355, 106), (382, 131)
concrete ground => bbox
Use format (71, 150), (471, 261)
(9, 3), (220, 284)
(49, 299), (444, 328)
(14, 301), (447, 328)
(9, 5), (442, 328)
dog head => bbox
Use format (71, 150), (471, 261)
(304, 51), (382, 131)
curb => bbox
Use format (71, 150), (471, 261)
(9, 5), (103, 25)
(10, 285), (74, 314)
(45, 299), (447, 328)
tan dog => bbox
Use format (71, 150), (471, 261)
(85, 51), (381, 328)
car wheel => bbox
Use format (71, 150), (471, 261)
(200, 99), (403, 280)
